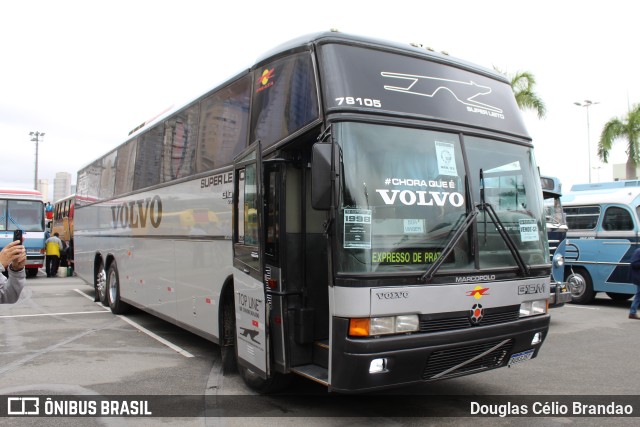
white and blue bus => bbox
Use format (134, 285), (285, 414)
(75, 32), (550, 393)
(540, 176), (571, 307)
(0, 188), (46, 278)
(562, 185), (640, 303)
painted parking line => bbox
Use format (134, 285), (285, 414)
(73, 288), (195, 358)
(0, 311), (110, 318)
(564, 304), (600, 310)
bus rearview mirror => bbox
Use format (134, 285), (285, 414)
(311, 143), (332, 210)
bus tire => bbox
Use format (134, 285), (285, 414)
(94, 260), (108, 306)
(26, 268), (38, 278)
(107, 261), (130, 315)
(238, 363), (291, 395)
(605, 292), (632, 302)
(567, 267), (595, 304)
(220, 285), (237, 375)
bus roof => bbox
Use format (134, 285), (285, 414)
(570, 180), (640, 191)
(53, 193), (76, 205)
(562, 187), (640, 207)
(0, 188), (43, 200)
(255, 31), (508, 83)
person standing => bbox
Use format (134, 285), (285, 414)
(0, 239), (26, 303)
(627, 247), (640, 319)
(45, 232), (63, 277)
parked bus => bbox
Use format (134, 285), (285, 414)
(74, 32), (551, 393)
(0, 188), (46, 278)
(540, 176), (571, 307)
(52, 194), (75, 243)
(562, 186), (640, 303)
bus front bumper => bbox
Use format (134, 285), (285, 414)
(329, 314), (549, 393)
(26, 254), (44, 269)
(549, 281), (572, 307)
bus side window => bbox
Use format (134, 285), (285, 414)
(602, 206), (633, 231)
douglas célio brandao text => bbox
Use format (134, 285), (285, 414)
(470, 401), (634, 417)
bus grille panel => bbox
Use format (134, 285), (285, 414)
(419, 306), (520, 332)
(421, 339), (513, 380)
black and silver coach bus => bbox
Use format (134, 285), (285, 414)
(75, 31), (551, 393)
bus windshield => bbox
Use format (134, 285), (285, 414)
(335, 122), (547, 274)
(0, 199), (45, 232)
(336, 122), (469, 273)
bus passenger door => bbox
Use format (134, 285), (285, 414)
(232, 142), (269, 378)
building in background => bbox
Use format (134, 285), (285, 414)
(53, 172), (72, 203)
(36, 179), (50, 204)
(612, 163), (639, 181)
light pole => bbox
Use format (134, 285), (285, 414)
(30, 131), (45, 190)
(574, 100), (599, 183)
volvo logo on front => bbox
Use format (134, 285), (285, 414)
(375, 291), (409, 300)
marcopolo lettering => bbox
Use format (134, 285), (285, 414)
(111, 195), (163, 229)
(375, 189), (464, 207)
(455, 275), (496, 283)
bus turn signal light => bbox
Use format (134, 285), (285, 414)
(349, 318), (370, 336)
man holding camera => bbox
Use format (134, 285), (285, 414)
(0, 239), (26, 304)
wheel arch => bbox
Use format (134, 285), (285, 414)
(218, 275), (235, 341)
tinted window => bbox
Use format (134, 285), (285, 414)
(115, 139), (137, 196)
(198, 76), (250, 172)
(251, 52), (319, 148)
(163, 105), (199, 181)
(78, 160), (102, 201)
(465, 136), (547, 268)
(602, 206), (634, 231)
(99, 151), (117, 199)
(133, 125), (164, 190)
(565, 206), (601, 230)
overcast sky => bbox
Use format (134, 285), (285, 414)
(2, 0), (638, 200)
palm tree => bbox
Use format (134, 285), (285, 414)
(495, 68), (546, 119)
(598, 104), (640, 179)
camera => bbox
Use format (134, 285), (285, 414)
(13, 229), (23, 243)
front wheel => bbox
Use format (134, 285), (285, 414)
(107, 261), (130, 314)
(237, 363), (291, 394)
(567, 267), (595, 304)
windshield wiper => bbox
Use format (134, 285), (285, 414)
(478, 168), (530, 277)
(420, 209), (477, 283)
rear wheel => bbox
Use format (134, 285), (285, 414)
(26, 268), (38, 278)
(107, 261), (130, 314)
(94, 260), (108, 305)
(606, 292), (632, 302)
(567, 267), (595, 304)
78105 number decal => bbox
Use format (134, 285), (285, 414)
(335, 97), (382, 108)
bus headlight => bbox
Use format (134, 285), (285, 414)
(349, 314), (419, 336)
(519, 299), (548, 317)
(553, 253), (564, 268)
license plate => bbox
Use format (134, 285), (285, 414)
(508, 349), (534, 366)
